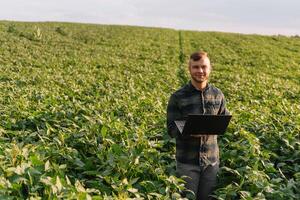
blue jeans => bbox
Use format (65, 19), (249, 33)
(176, 162), (219, 200)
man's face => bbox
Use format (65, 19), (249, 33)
(188, 57), (211, 83)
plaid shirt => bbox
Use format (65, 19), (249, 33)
(167, 81), (229, 167)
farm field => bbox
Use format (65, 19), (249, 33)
(0, 21), (299, 199)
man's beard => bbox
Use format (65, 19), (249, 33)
(192, 75), (207, 83)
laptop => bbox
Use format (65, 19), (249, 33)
(175, 114), (232, 136)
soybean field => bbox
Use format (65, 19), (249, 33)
(0, 21), (299, 199)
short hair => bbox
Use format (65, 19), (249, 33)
(189, 51), (208, 61)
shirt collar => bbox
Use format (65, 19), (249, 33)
(188, 80), (210, 92)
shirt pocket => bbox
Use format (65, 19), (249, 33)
(205, 99), (222, 115)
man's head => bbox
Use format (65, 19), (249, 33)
(188, 51), (211, 84)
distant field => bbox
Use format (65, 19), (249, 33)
(0, 21), (299, 199)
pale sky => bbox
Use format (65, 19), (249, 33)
(1, 0), (300, 35)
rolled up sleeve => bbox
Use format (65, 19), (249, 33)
(167, 94), (182, 138)
(218, 93), (230, 115)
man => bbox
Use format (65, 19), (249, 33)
(167, 51), (229, 200)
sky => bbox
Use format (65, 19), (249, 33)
(1, 0), (300, 36)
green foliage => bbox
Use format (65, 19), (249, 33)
(0, 21), (299, 199)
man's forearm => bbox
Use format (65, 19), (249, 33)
(167, 122), (180, 138)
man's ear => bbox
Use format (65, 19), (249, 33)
(210, 63), (213, 71)
(188, 65), (192, 73)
